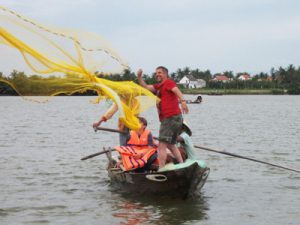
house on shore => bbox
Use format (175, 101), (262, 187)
(238, 74), (251, 81)
(178, 75), (206, 88)
(212, 75), (230, 82)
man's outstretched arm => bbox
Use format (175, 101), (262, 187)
(137, 69), (156, 93)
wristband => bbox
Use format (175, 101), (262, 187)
(101, 116), (107, 122)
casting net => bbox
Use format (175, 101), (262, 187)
(0, 5), (157, 130)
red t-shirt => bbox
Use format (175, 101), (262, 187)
(153, 79), (181, 121)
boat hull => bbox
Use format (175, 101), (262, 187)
(107, 162), (210, 198)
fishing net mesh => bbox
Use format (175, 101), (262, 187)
(0, 5), (158, 130)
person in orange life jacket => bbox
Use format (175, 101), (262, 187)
(128, 116), (157, 163)
(127, 117), (155, 150)
(118, 117), (158, 171)
(93, 102), (131, 146)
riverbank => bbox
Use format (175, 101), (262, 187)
(0, 88), (294, 96)
(182, 88), (287, 95)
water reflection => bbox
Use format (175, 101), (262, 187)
(112, 201), (150, 225)
(110, 191), (209, 225)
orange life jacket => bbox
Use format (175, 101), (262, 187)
(127, 129), (153, 149)
(115, 146), (157, 171)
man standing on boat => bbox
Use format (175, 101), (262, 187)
(137, 66), (189, 169)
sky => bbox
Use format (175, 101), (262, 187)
(1, 0), (300, 76)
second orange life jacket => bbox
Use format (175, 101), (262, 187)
(127, 129), (154, 149)
(115, 146), (157, 171)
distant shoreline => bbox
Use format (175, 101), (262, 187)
(0, 88), (292, 96)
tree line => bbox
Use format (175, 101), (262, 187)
(1, 64), (300, 95)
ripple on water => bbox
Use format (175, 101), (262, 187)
(222, 178), (243, 182)
(0, 209), (9, 217)
(0, 144), (13, 147)
(288, 174), (300, 180)
(280, 185), (300, 190)
(23, 220), (50, 224)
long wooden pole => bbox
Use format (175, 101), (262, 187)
(194, 145), (300, 173)
(90, 127), (300, 173)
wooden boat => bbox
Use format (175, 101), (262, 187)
(106, 151), (210, 198)
(185, 96), (203, 104)
(186, 100), (201, 104)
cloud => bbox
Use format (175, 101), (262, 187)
(1, 0), (300, 75)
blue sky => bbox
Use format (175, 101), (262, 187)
(1, 0), (300, 75)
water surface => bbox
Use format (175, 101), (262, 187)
(0, 95), (299, 225)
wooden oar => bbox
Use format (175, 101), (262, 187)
(94, 127), (127, 134)
(194, 145), (300, 173)
(82, 127), (129, 161)
(81, 148), (116, 160)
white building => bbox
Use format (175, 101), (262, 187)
(178, 75), (206, 88)
(238, 74), (251, 81)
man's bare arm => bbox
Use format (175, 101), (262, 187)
(92, 103), (118, 128)
(171, 86), (189, 114)
(137, 69), (156, 93)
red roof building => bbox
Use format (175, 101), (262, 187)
(213, 75), (230, 82)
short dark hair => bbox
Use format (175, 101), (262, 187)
(138, 117), (147, 127)
(156, 66), (168, 74)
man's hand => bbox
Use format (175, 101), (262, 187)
(137, 69), (143, 79)
(181, 101), (189, 114)
(136, 68), (156, 92)
(93, 116), (107, 128)
(92, 121), (101, 128)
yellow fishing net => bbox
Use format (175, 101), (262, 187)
(0, 5), (158, 130)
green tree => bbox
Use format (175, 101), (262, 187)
(223, 71), (234, 79)
(191, 69), (212, 82)
(122, 69), (136, 81)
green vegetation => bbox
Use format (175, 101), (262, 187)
(1, 65), (300, 95)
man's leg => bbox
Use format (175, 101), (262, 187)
(158, 115), (183, 168)
(158, 141), (168, 168)
(168, 144), (183, 163)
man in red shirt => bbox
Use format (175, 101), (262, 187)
(137, 66), (189, 169)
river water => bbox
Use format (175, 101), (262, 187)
(0, 95), (299, 225)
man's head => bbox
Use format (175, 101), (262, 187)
(155, 66), (168, 83)
(137, 117), (147, 134)
(138, 117), (147, 127)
